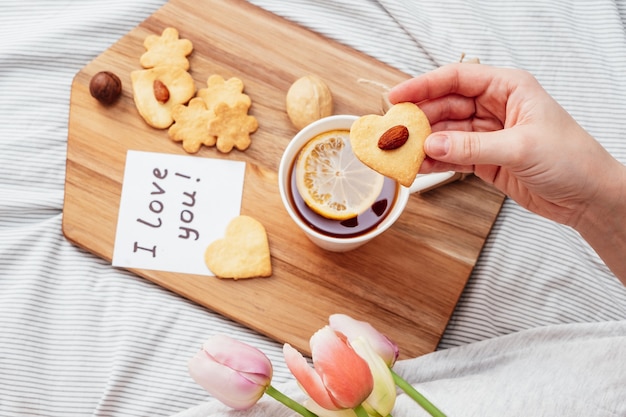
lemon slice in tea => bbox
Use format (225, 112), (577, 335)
(295, 129), (385, 220)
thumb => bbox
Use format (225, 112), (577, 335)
(424, 130), (516, 167)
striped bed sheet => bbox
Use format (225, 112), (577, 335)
(1, 1), (624, 416)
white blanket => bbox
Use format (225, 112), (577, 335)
(1, 1), (625, 416)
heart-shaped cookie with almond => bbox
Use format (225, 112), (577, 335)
(349, 102), (431, 187)
(204, 215), (272, 279)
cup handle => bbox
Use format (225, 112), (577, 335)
(408, 171), (465, 194)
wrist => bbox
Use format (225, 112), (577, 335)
(575, 161), (626, 284)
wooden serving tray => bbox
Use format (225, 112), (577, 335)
(63, 0), (504, 358)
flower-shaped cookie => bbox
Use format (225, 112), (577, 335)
(140, 27), (193, 70)
(207, 102), (259, 153)
(168, 97), (216, 153)
(349, 103), (431, 187)
(197, 74), (251, 111)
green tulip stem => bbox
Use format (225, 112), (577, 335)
(390, 369), (447, 417)
(353, 404), (370, 417)
(265, 385), (319, 417)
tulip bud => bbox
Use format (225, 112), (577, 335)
(188, 334), (272, 410)
(329, 314), (399, 367)
(283, 326), (374, 410)
(350, 337), (397, 417)
(303, 399), (358, 417)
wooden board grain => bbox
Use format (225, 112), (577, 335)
(62, 0), (505, 358)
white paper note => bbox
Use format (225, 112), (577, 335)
(112, 150), (245, 276)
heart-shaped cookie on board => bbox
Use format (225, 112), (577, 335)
(204, 215), (272, 279)
(349, 102), (431, 187)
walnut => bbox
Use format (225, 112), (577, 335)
(285, 75), (333, 130)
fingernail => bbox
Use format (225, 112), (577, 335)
(425, 133), (450, 157)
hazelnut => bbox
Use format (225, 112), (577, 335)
(89, 71), (122, 105)
(285, 74), (333, 130)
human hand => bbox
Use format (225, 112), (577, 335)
(388, 63), (624, 230)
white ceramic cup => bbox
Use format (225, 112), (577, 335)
(278, 115), (457, 252)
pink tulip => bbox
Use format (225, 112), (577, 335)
(283, 326), (374, 410)
(188, 334), (273, 410)
(329, 314), (399, 367)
